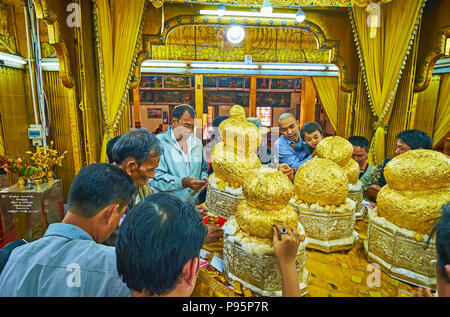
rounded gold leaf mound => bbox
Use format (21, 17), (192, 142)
(294, 157), (349, 206)
(219, 105), (261, 154)
(316, 136), (353, 167)
(242, 167), (294, 210)
(235, 200), (298, 239)
(384, 149), (450, 191)
(211, 142), (262, 187)
(342, 158), (360, 185)
(377, 184), (450, 234)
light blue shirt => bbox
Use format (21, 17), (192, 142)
(273, 134), (312, 170)
(149, 125), (208, 204)
(0, 223), (130, 297)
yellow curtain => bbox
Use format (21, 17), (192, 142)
(312, 76), (338, 132)
(94, 0), (147, 162)
(350, 0), (424, 165)
(433, 73), (450, 147)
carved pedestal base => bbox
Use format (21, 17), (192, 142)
(291, 200), (357, 253)
(364, 208), (436, 289)
(223, 224), (309, 297)
(205, 187), (244, 219)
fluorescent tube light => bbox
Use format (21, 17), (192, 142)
(190, 62), (259, 69)
(261, 64), (327, 71)
(142, 60), (187, 67)
(0, 52), (27, 65)
(199, 10), (297, 19)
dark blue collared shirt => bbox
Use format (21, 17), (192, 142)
(0, 223), (130, 297)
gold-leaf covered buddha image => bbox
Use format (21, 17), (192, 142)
(219, 104), (261, 154)
(294, 157), (349, 207)
(242, 167), (294, 210)
(383, 149), (450, 191)
(342, 157), (360, 185)
(236, 167), (297, 239)
(315, 136), (354, 167)
(211, 105), (262, 188)
(376, 149), (450, 234)
(211, 142), (261, 187)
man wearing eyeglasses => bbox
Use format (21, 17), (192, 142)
(149, 104), (209, 206)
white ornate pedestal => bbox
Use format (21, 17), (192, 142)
(290, 199), (358, 253)
(205, 174), (244, 219)
(348, 182), (366, 220)
(222, 218), (309, 297)
(364, 208), (436, 289)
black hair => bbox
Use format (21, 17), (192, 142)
(106, 136), (121, 164)
(173, 104), (196, 120)
(112, 129), (162, 165)
(213, 116), (228, 128)
(348, 136), (370, 152)
(116, 192), (207, 295)
(396, 129), (433, 150)
(67, 163), (137, 218)
(300, 122), (323, 140)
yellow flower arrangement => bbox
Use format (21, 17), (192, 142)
(26, 141), (67, 179)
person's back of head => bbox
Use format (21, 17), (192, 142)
(112, 129), (162, 165)
(116, 192), (207, 297)
(348, 136), (370, 153)
(67, 163), (137, 220)
(300, 122), (323, 140)
(396, 129), (433, 150)
(212, 116), (228, 128)
(106, 136), (121, 164)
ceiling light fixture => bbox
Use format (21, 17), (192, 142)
(261, 0), (273, 15)
(226, 26), (245, 44)
(217, 4), (226, 17)
(295, 7), (306, 23)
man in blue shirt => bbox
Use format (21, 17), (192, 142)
(0, 163), (136, 296)
(274, 113), (312, 179)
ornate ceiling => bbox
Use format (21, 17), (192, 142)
(152, 0), (392, 8)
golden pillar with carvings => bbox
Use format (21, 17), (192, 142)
(300, 77), (316, 127)
(195, 74), (204, 138)
(133, 88), (142, 129)
(249, 76), (257, 118)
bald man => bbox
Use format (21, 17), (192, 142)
(273, 113), (312, 179)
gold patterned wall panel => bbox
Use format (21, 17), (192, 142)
(0, 66), (35, 184)
(411, 75), (440, 137)
(0, 1), (18, 54)
(43, 71), (81, 201)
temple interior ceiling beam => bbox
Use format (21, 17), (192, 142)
(151, 0), (392, 7)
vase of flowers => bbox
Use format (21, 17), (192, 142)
(1, 155), (40, 188)
(26, 141), (67, 183)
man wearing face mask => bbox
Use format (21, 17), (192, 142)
(149, 104), (209, 205)
(148, 105), (222, 244)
